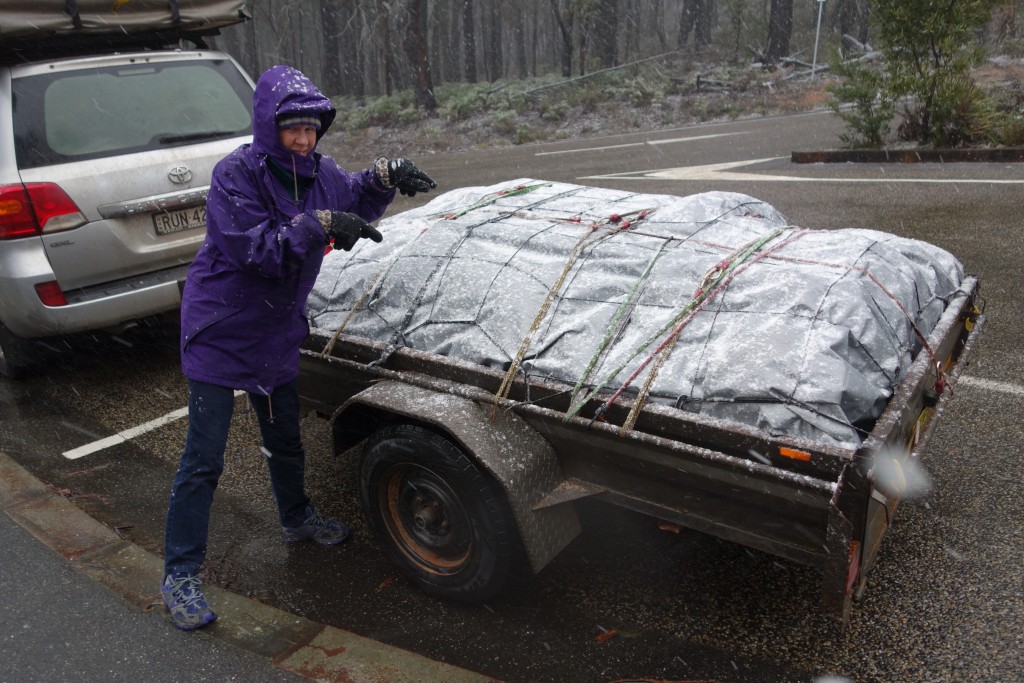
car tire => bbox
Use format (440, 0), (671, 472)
(359, 423), (523, 604)
(0, 323), (31, 379)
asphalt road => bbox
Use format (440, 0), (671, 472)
(1, 110), (1021, 683)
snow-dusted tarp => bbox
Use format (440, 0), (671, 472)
(0, 1), (246, 39)
(307, 180), (964, 449)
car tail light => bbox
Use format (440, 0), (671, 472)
(0, 183), (87, 239)
(34, 281), (68, 307)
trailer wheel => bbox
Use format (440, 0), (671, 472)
(359, 423), (520, 604)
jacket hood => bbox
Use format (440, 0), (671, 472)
(252, 65), (337, 176)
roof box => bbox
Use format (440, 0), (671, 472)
(1, 0), (247, 37)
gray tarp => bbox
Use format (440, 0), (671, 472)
(0, 1), (246, 38)
(307, 180), (964, 449)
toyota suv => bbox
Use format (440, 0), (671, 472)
(0, 46), (254, 377)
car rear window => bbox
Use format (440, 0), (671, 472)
(12, 59), (252, 169)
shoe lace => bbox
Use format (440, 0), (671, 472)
(168, 576), (207, 608)
(304, 508), (333, 530)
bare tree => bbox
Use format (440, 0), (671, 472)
(765, 0), (794, 63)
(512, 6), (529, 78)
(591, 0), (619, 68)
(401, 0), (437, 110)
(623, 0), (640, 63)
(549, 0), (574, 77)
(463, 0), (478, 82)
(679, 0), (713, 50)
(483, 0), (502, 81)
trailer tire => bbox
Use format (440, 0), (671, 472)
(359, 423), (521, 604)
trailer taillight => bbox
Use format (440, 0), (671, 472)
(779, 446), (812, 462)
(0, 183), (86, 239)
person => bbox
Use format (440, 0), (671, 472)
(160, 64), (436, 631)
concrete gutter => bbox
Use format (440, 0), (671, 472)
(791, 147), (1024, 163)
(0, 451), (500, 683)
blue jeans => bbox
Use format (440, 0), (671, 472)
(163, 379), (311, 578)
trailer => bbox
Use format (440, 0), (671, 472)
(297, 180), (983, 627)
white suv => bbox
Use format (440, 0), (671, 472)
(0, 47), (254, 377)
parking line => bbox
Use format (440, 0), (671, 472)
(536, 132), (743, 156)
(62, 390), (244, 460)
(958, 375), (1024, 398)
(582, 157), (1024, 183)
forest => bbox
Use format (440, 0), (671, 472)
(209, 1), (1023, 153)
(213, 0), (1020, 105)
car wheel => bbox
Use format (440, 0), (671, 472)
(359, 423), (523, 604)
(0, 324), (31, 379)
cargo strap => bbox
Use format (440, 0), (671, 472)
(566, 239), (669, 416)
(492, 208), (653, 418)
(436, 182), (548, 220)
(617, 227), (809, 433)
(561, 226), (803, 427)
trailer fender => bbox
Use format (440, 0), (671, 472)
(330, 381), (581, 574)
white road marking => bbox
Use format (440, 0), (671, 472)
(536, 132), (744, 156)
(582, 157), (1024, 183)
(958, 375), (1024, 398)
(62, 390), (245, 460)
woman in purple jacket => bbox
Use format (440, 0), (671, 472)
(160, 64), (435, 630)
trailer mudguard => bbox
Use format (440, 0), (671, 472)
(330, 381), (582, 574)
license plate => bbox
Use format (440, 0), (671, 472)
(153, 205), (206, 235)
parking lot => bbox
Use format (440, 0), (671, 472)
(1, 111), (1022, 682)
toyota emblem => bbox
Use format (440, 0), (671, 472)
(168, 165), (193, 184)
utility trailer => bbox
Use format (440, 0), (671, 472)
(297, 181), (983, 627)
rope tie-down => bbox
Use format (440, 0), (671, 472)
(491, 208), (655, 419)
(561, 226), (808, 433)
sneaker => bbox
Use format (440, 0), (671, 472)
(161, 574), (217, 631)
(282, 505), (351, 546)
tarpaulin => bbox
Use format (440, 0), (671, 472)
(308, 180), (964, 448)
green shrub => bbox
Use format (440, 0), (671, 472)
(398, 105), (420, 125)
(491, 109), (518, 136)
(828, 60), (896, 148)
(513, 124), (537, 145)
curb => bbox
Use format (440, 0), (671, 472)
(791, 147), (1024, 163)
(0, 451), (500, 683)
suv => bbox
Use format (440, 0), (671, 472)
(0, 47), (254, 377)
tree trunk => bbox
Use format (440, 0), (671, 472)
(429, 0), (444, 84)
(765, 0), (794, 63)
(446, 0), (460, 82)
(463, 0), (477, 82)
(623, 0), (640, 62)
(651, 0), (669, 51)
(483, 0), (502, 81)
(549, 0), (574, 77)
(696, 0), (714, 47)
(592, 0), (619, 69)
(402, 0), (437, 110)
(679, 0), (712, 49)
(318, 0), (361, 97)
(857, 0), (872, 45)
(513, 7), (529, 78)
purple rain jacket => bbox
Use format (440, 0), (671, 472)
(180, 65), (395, 394)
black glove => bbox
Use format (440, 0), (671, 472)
(380, 157), (437, 197)
(325, 212), (383, 251)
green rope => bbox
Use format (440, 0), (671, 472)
(566, 238), (670, 415)
(437, 182), (549, 220)
(563, 226), (788, 422)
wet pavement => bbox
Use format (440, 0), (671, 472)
(0, 450), (497, 683)
(1, 112), (1022, 682)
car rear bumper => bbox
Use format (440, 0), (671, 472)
(0, 239), (189, 338)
